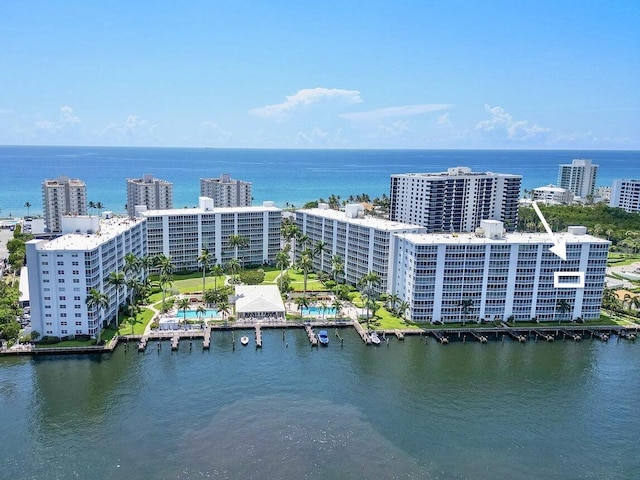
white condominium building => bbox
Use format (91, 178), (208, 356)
(127, 174), (173, 217)
(391, 220), (609, 324)
(26, 216), (147, 339)
(531, 185), (573, 205)
(141, 198), (281, 271)
(610, 179), (640, 213)
(558, 159), (598, 199)
(42, 176), (88, 233)
(200, 174), (252, 207)
(389, 167), (521, 233)
(295, 204), (426, 293)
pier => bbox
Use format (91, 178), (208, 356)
(560, 329), (582, 342)
(533, 330), (555, 342)
(304, 325), (318, 346)
(171, 333), (180, 350)
(394, 329), (405, 340)
(352, 320), (371, 344)
(255, 325), (262, 348)
(429, 330), (449, 344)
(203, 326), (211, 350)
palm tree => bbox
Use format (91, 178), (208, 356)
(125, 277), (144, 308)
(107, 271), (126, 328)
(331, 298), (343, 320)
(88, 201), (96, 216)
(24, 202), (31, 217)
(216, 297), (231, 323)
(387, 293), (400, 314)
(154, 254), (174, 307)
(358, 271), (381, 330)
(96, 201), (104, 217)
(211, 263), (225, 290)
(275, 249), (290, 290)
(123, 253), (141, 305)
(196, 304), (207, 323)
(459, 298), (474, 326)
(556, 298), (571, 324)
(225, 258), (241, 283)
(295, 296), (310, 318)
(296, 251), (314, 300)
(178, 297), (191, 325)
(313, 240), (328, 271)
(197, 249), (212, 297)
(229, 234), (249, 266)
(139, 255), (155, 287)
(86, 288), (109, 343)
(397, 300), (410, 322)
(319, 301), (328, 320)
(331, 255), (344, 285)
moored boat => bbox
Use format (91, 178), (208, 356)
(318, 330), (329, 346)
(369, 332), (381, 345)
(240, 336), (249, 346)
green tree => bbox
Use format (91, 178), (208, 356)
(358, 271), (381, 330)
(85, 288), (109, 343)
(178, 297), (191, 325)
(296, 251), (314, 300)
(24, 201), (31, 217)
(107, 271), (126, 328)
(556, 298), (571, 324)
(229, 234), (249, 267)
(331, 298), (343, 319)
(198, 249), (212, 297)
(275, 249), (290, 291)
(295, 296), (310, 317)
(459, 298), (474, 326)
(211, 263), (225, 290)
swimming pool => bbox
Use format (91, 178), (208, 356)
(181, 309), (221, 319)
(301, 306), (336, 316)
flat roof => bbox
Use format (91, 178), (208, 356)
(395, 229), (610, 246)
(142, 204), (281, 217)
(298, 208), (425, 232)
(35, 217), (145, 251)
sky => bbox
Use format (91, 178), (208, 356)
(1, 1), (638, 149)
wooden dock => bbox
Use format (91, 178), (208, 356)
(171, 333), (180, 350)
(429, 330), (449, 344)
(138, 334), (149, 352)
(255, 325), (263, 348)
(304, 325), (318, 346)
(560, 329), (582, 341)
(394, 329), (405, 340)
(468, 331), (488, 343)
(352, 320), (371, 344)
(203, 326), (211, 349)
(534, 330), (555, 342)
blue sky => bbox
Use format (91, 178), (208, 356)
(1, 1), (638, 149)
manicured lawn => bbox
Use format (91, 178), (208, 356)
(117, 307), (155, 336)
(264, 269), (283, 283)
(36, 339), (97, 348)
(286, 270), (326, 292)
(608, 254), (640, 266)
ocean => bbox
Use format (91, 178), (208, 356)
(0, 146), (638, 218)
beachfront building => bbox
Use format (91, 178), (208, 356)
(295, 204), (426, 293)
(127, 174), (173, 217)
(389, 167), (521, 233)
(610, 179), (640, 212)
(141, 197), (281, 271)
(390, 220), (609, 324)
(558, 159), (598, 199)
(25, 216), (146, 339)
(42, 176), (88, 234)
(200, 174), (252, 207)
(531, 185), (574, 205)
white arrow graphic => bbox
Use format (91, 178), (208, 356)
(532, 201), (567, 261)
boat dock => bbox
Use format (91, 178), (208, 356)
(560, 329), (582, 341)
(203, 326), (211, 349)
(394, 329), (405, 340)
(255, 325), (262, 348)
(533, 330), (555, 342)
(304, 325), (318, 346)
(429, 330), (449, 344)
(352, 320), (371, 344)
(468, 330), (488, 343)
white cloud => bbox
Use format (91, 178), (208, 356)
(339, 103), (452, 122)
(200, 120), (232, 142)
(249, 87), (362, 118)
(96, 115), (160, 145)
(476, 104), (550, 141)
(436, 112), (452, 126)
(296, 127), (329, 144)
(34, 106), (82, 131)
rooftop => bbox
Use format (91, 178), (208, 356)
(392, 167), (521, 179)
(395, 228), (610, 246)
(36, 216), (145, 251)
(142, 203), (281, 217)
(299, 207), (425, 232)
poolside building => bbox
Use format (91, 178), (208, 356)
(295, 204), (426, 293)
(389, 167), (521, 232)
(390, 220), (609, 323)
(140, 197), (281, 271)
(25, 216), (147, 339)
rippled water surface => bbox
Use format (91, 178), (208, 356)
(1, 330), (638, 479)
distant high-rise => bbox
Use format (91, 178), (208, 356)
(42, 176), (87, 233)
(610, 179), (640, 213)
(126, 174), (173, 217)
(557, 159), (598, 199)
(200, 174), (252, 207)
(389, 167), (521, 232)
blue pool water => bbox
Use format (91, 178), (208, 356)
(181, 309), (220, 319)
(302, 306), (336, 316)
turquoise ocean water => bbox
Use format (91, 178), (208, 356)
(0, 146), (638, 217)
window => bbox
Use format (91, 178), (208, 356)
(58, 270), (65, 275)
(73, 279), (80, 283)
(58, 279), (65, 283)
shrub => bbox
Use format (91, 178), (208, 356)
(238, 269), (265, 285)
(39, 336), (61, 345)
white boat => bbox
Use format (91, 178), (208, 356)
(240, 336), (249, 346)
(369, 332), (381, 345)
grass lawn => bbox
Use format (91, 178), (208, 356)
(608, 253), (640, 266)
(36, 339), (97, 348)
(286, 269), (326, 292)
(264, 269), (283, 283)
(117, 307), (155, 336)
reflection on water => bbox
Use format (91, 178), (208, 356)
(0, 330), (638, 479)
